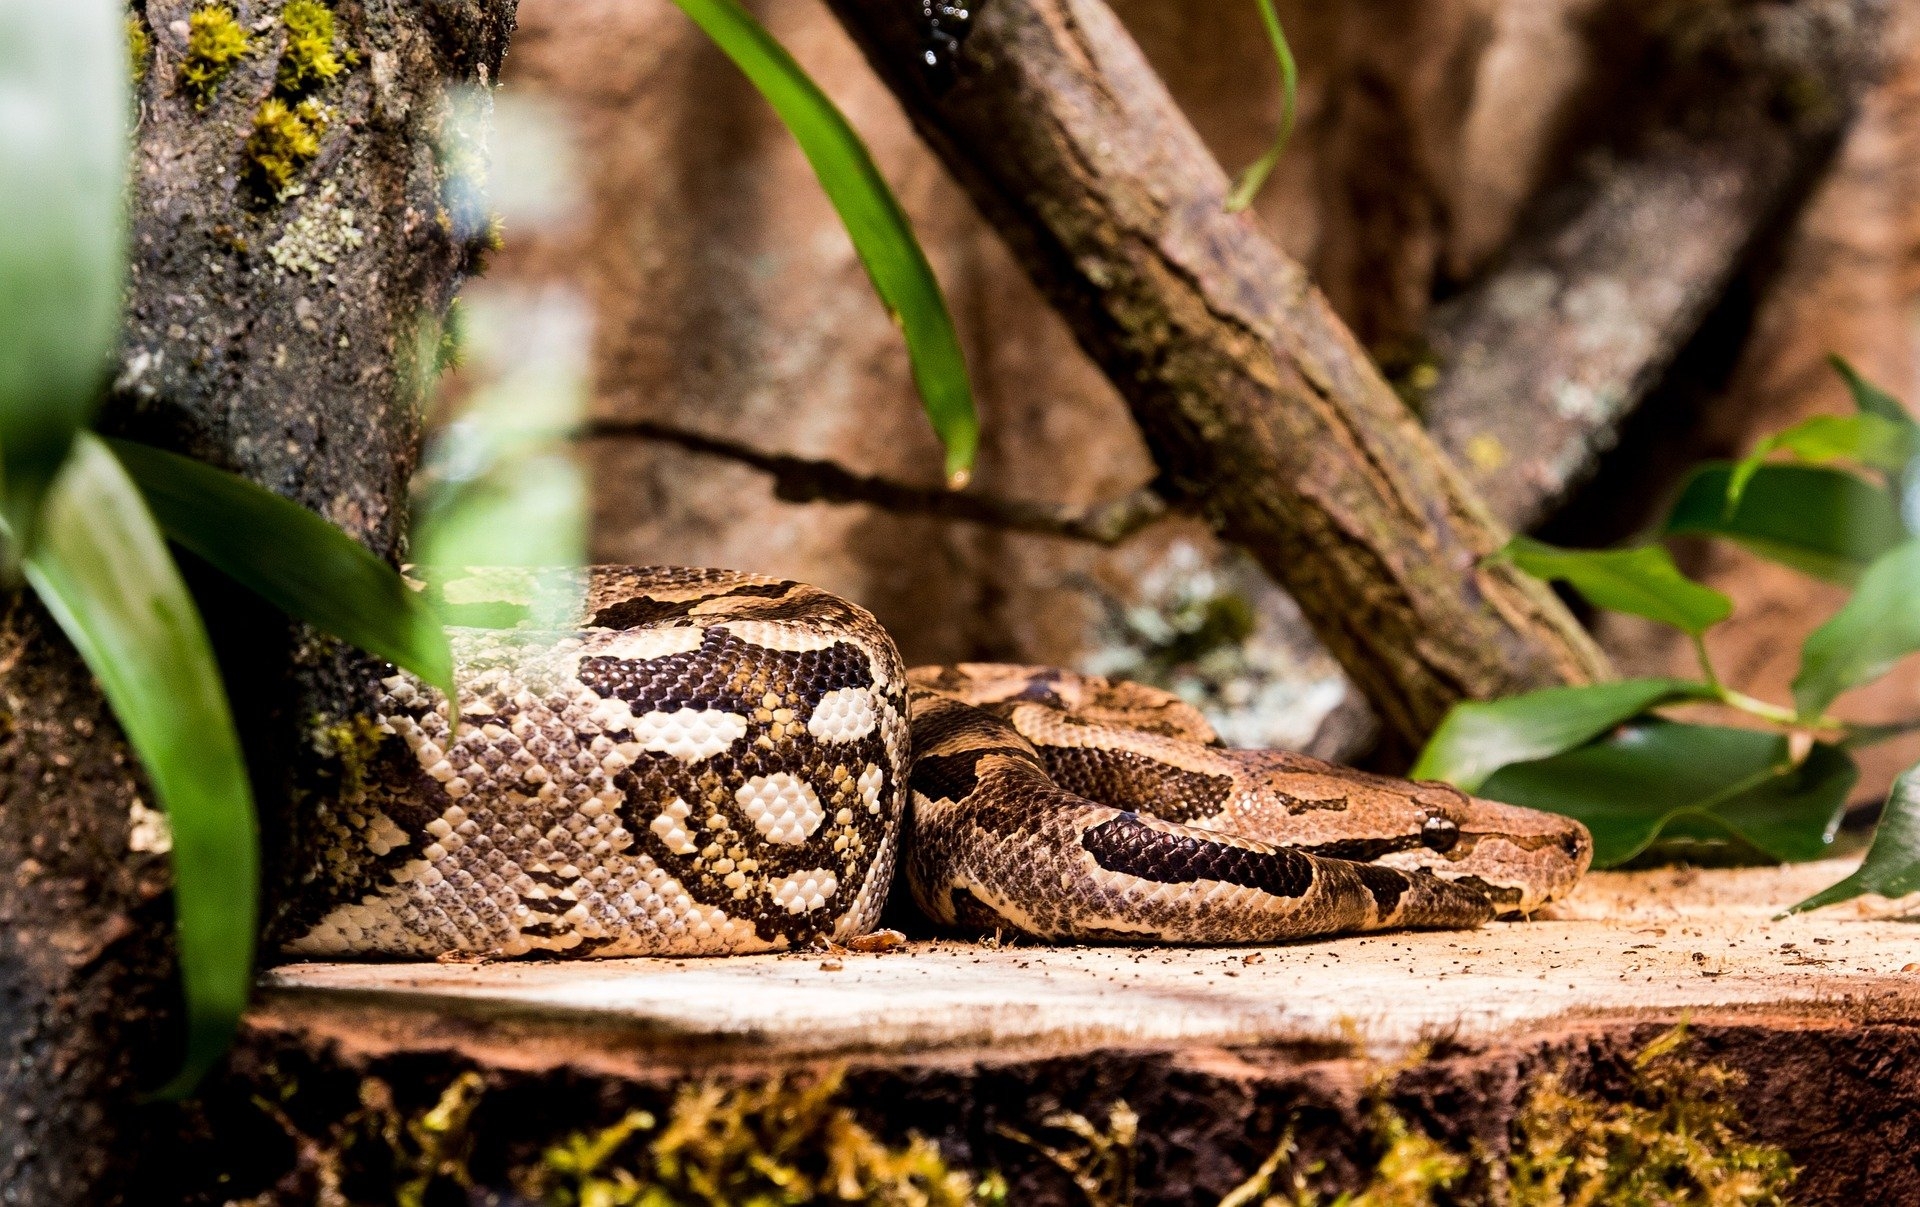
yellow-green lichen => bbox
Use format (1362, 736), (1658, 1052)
(276, 0), (349, 93)
(127, 14), (152, 86)
(179, 3), (250, 107)
(246, 97), (329, 195)
(269, 181), (366, 277)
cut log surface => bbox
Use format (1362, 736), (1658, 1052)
(262, 861), (1920, 1064)
(200, 863), (1920, 1204)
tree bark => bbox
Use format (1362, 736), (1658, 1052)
(1422, 0), (1887, 532)
(823, 0), (1608, 747)
(0, 2), (514, 1200)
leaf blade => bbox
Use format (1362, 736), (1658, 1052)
(0, 0), (129, 529)
(1412, 677), (1712, 793)
(109, 438), (455, 708)
(1224, 0), (1298, 213)
(1829, 354), (1913, 424)
(1664, 462), (1905, 585)
(23, 435), (257, 1096)
(1789, 758), (1920, 914)
(1792, 538), (1920, 718)
(1479, 720), (1845, 868)
(1500, 535), (1733, 636)
(668, 0), (979, 483)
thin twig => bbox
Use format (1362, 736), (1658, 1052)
(580, 417), (1171, 545)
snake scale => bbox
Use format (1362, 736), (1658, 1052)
(284, 567), (1590, 958)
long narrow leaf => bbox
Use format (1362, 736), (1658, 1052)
(23, 435), (256, 1097)
(1224, 0), (1299, 213)
(0, 0), (128, 532)
(1725, 412), (1919, 508)
(109, 438), (455, 708)
(1412, 677), (1713, 793)
(669, 0), (978, 484)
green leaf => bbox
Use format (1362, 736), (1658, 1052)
(1792, 539), (1920, 718)
(23, 436), (256, 1096)
(1664, 462), (1905, 585)
(668, 0), (979, 484)
(0, 0), (129, 533)
(1829, 354), (1913, 424)
(1498, 535), (1733, 636)
(108, 438), (454, 709)
(1412, 677), (1712, 793)
(1789, 758), (1920, 914)
(1223, 0), (1298, 213)
(1725, 412), (1919, 507)
(1479, 719), (1852, 867)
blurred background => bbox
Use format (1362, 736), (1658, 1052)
(438, 0), (1920, 793)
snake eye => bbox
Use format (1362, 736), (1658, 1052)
(1420, 815), (1461, 853)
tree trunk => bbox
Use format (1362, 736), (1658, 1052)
(0, 2), (514, 1200)
(823, 0), (1608, 747)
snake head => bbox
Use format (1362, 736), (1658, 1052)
(1388, 780), (1592, 916)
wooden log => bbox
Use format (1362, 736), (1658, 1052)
(1422, 0), (1888, 531)
(153, 862), (1920, 1203)
(818, 0), (1608, 747)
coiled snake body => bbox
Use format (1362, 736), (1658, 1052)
(285, 568), (1590, 958)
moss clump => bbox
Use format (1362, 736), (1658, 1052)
(245, 0), (352, 198)
(127, 15), (152, 86)
(1506, 1026), (1797, 1206)
(179, 3), (250, 107)
(1223, 1025), (1795, 1207)
(518, 1069), (995, 1206)
(276, 0), (348, 93)
(246, 97), (329, 195)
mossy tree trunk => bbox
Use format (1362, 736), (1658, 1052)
(0, 2), (514, 1201)
(823, 0), (1610, 747)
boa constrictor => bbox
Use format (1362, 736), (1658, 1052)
(284, 568), (1590, 959)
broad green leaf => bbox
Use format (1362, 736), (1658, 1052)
(1789, 758), (1920, 914)
(1726, 412), (1920, 507)
(0, 0), (129, 532)
(1829, 354), (1912, 424)
(1499, 535), (1732, 636)
(1480, 719), (1851, 867)
(1223, 0), (1298, 213)
(108, 438), (454, 708)
(1412, 677), (1712, 793)
(669, 0), (979, 484)
(1792, 539), (1920, 718)
(1663, 463), (1904, 585)
(23, 436), (256, 1096)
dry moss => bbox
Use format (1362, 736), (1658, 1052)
(1506, 1026), (1796, 1206)
(179, 3), (250, 107)
(519, 1069), (995, 1206)
(1222, 1025), (1794, 1207)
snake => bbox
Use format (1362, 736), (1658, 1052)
(281, 567), (1591, 959)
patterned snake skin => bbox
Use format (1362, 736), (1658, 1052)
(283, 568), (1591, 958)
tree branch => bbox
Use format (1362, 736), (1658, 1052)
(583, 418), (1172, 545)
(824, 0), (1608, 745)
(1420, 0), (1885, 532)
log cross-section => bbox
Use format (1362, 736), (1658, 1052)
(824, 0), (1607, 743)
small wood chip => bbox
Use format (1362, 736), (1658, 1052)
(818, 960), (844, 972)
(846, 928), (907, 953)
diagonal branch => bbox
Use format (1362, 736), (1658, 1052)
(824, 0), (1607, 745)
(582, 418), (1172, 545)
